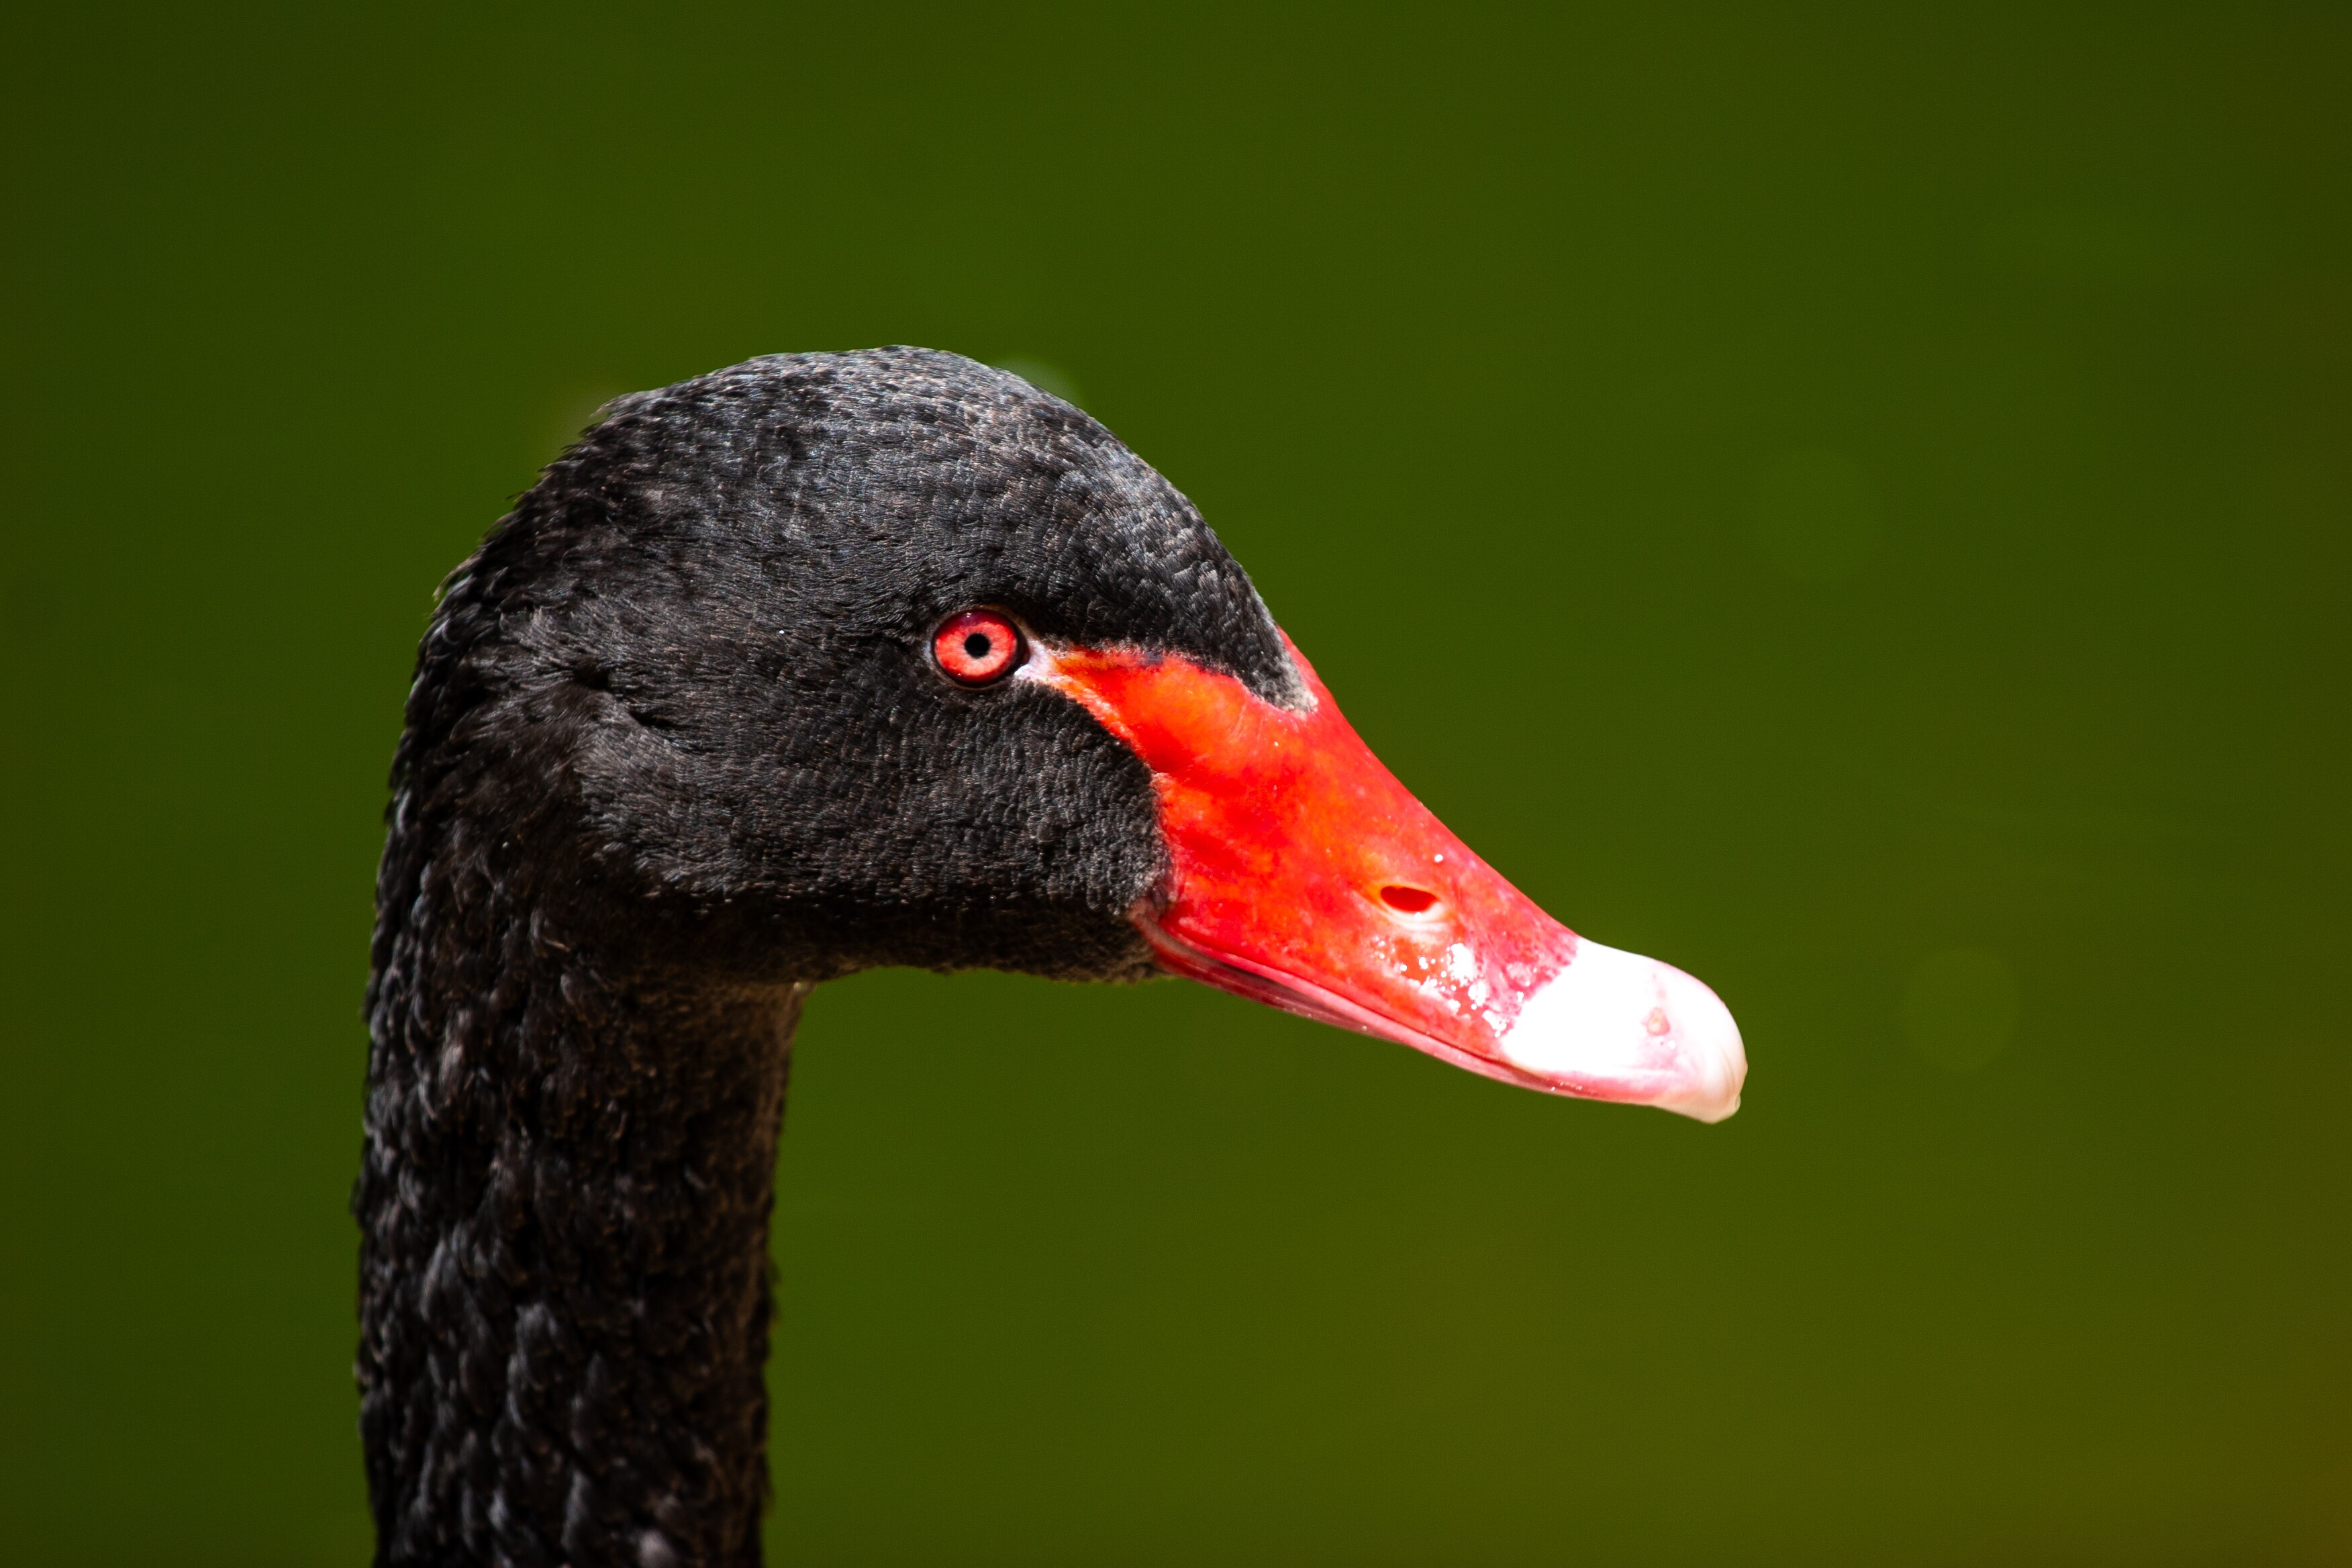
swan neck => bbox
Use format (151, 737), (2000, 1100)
(358, 876), (803, 1568)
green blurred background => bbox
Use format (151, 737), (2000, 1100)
(3, 5), (2347, 1563)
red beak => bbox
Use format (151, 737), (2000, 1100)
(1026, 633), (1747, 1122)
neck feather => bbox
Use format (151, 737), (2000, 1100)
(358, 838), (801, 1568)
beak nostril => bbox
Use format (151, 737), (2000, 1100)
(1379, 885), (1441, 916)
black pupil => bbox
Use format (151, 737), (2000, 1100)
(964, 632), (993, 660)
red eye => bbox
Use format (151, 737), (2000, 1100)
(932, 609), (1024, 686)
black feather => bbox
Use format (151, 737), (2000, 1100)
(356, 349), (1295, 1566)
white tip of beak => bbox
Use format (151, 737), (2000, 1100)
(1500, 938), (1747, 1122)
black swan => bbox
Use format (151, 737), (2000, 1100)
(356, 348), (1745, 1567)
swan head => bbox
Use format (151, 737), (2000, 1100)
(411, 347), (1741, 1120)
